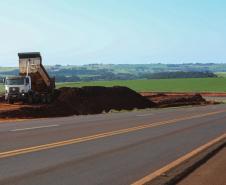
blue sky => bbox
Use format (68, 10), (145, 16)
(0, 0), (226, 66)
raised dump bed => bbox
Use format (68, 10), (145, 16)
(18, 52), (55, 93)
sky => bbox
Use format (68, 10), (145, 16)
(0, 0), (226, 66)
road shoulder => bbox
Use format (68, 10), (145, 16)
(177, 147), (226, 185)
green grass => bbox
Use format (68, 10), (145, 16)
(56, 78), (226, 92)
(1, 78), (226, 94)
(0, 67), (17, 71)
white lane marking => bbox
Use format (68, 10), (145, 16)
(136, 113), (154, 117)
(10, 124), (60, 132)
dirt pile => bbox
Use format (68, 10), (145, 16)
(140, 92), (226, 97)
(147, 93), (207, 107)
(52, 86), (156, 115)
(0, 88), (210, 120)
(0, 86), (156, 119)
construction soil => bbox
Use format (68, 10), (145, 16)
(145, 93), (208, 107)
(0, 86), (209, 120)
(140, 92), (226, 97)
(0, 86), (155, 119)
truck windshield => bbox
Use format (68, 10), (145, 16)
(6, 78), (24, 85)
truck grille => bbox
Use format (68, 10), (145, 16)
(9, 87), (20, 94)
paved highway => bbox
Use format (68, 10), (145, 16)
(0, 104), (226, 185)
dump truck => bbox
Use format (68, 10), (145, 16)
(4, 52), (55, 104)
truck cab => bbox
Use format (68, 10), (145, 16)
(4, 76), (32, 103)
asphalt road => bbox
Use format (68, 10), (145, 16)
(0, 104), (226, 185)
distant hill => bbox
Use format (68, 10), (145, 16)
(0, 63), (225, 82)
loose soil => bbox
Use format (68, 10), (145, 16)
(0, 87), (211, 120)
(145, 93), (207, 107)
(140, 92), (226, 97)
(0, 86), (155, 119)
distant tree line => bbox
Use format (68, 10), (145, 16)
(55, 73), (137, 82)
(142, 71), (217, 79)
(54, 71), (217, 82)
(0, 67), (219, 83)
(0, 69), (19, 76)
(55, 75), (81, 82)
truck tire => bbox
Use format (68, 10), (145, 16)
(46, 94), (52, 104)
(33, 95), (38, 104)
(28, 95), (33, 104)
(8, 98), (14, 104)
(41, 95), (47, 104)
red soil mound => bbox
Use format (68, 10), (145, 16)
(148, 93), (207, 107)
(0, 86), (155, 118)
(52, 86), (156, 115)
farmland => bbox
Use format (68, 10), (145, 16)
(57, 78), (226, 92)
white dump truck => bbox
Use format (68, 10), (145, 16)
(4, 52), (55, 104)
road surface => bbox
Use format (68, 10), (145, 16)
(0, 104), (226, 185)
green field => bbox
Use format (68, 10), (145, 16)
(1, 78), (226, 93)
(57, 78), (226, 92)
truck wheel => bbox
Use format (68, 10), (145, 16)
(41, 96), (47, 104)
(33, 95), (39, 104)
(46, 95), (52, 104)
(28, 95), (33, 104)
(8, 98), (14, 104)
